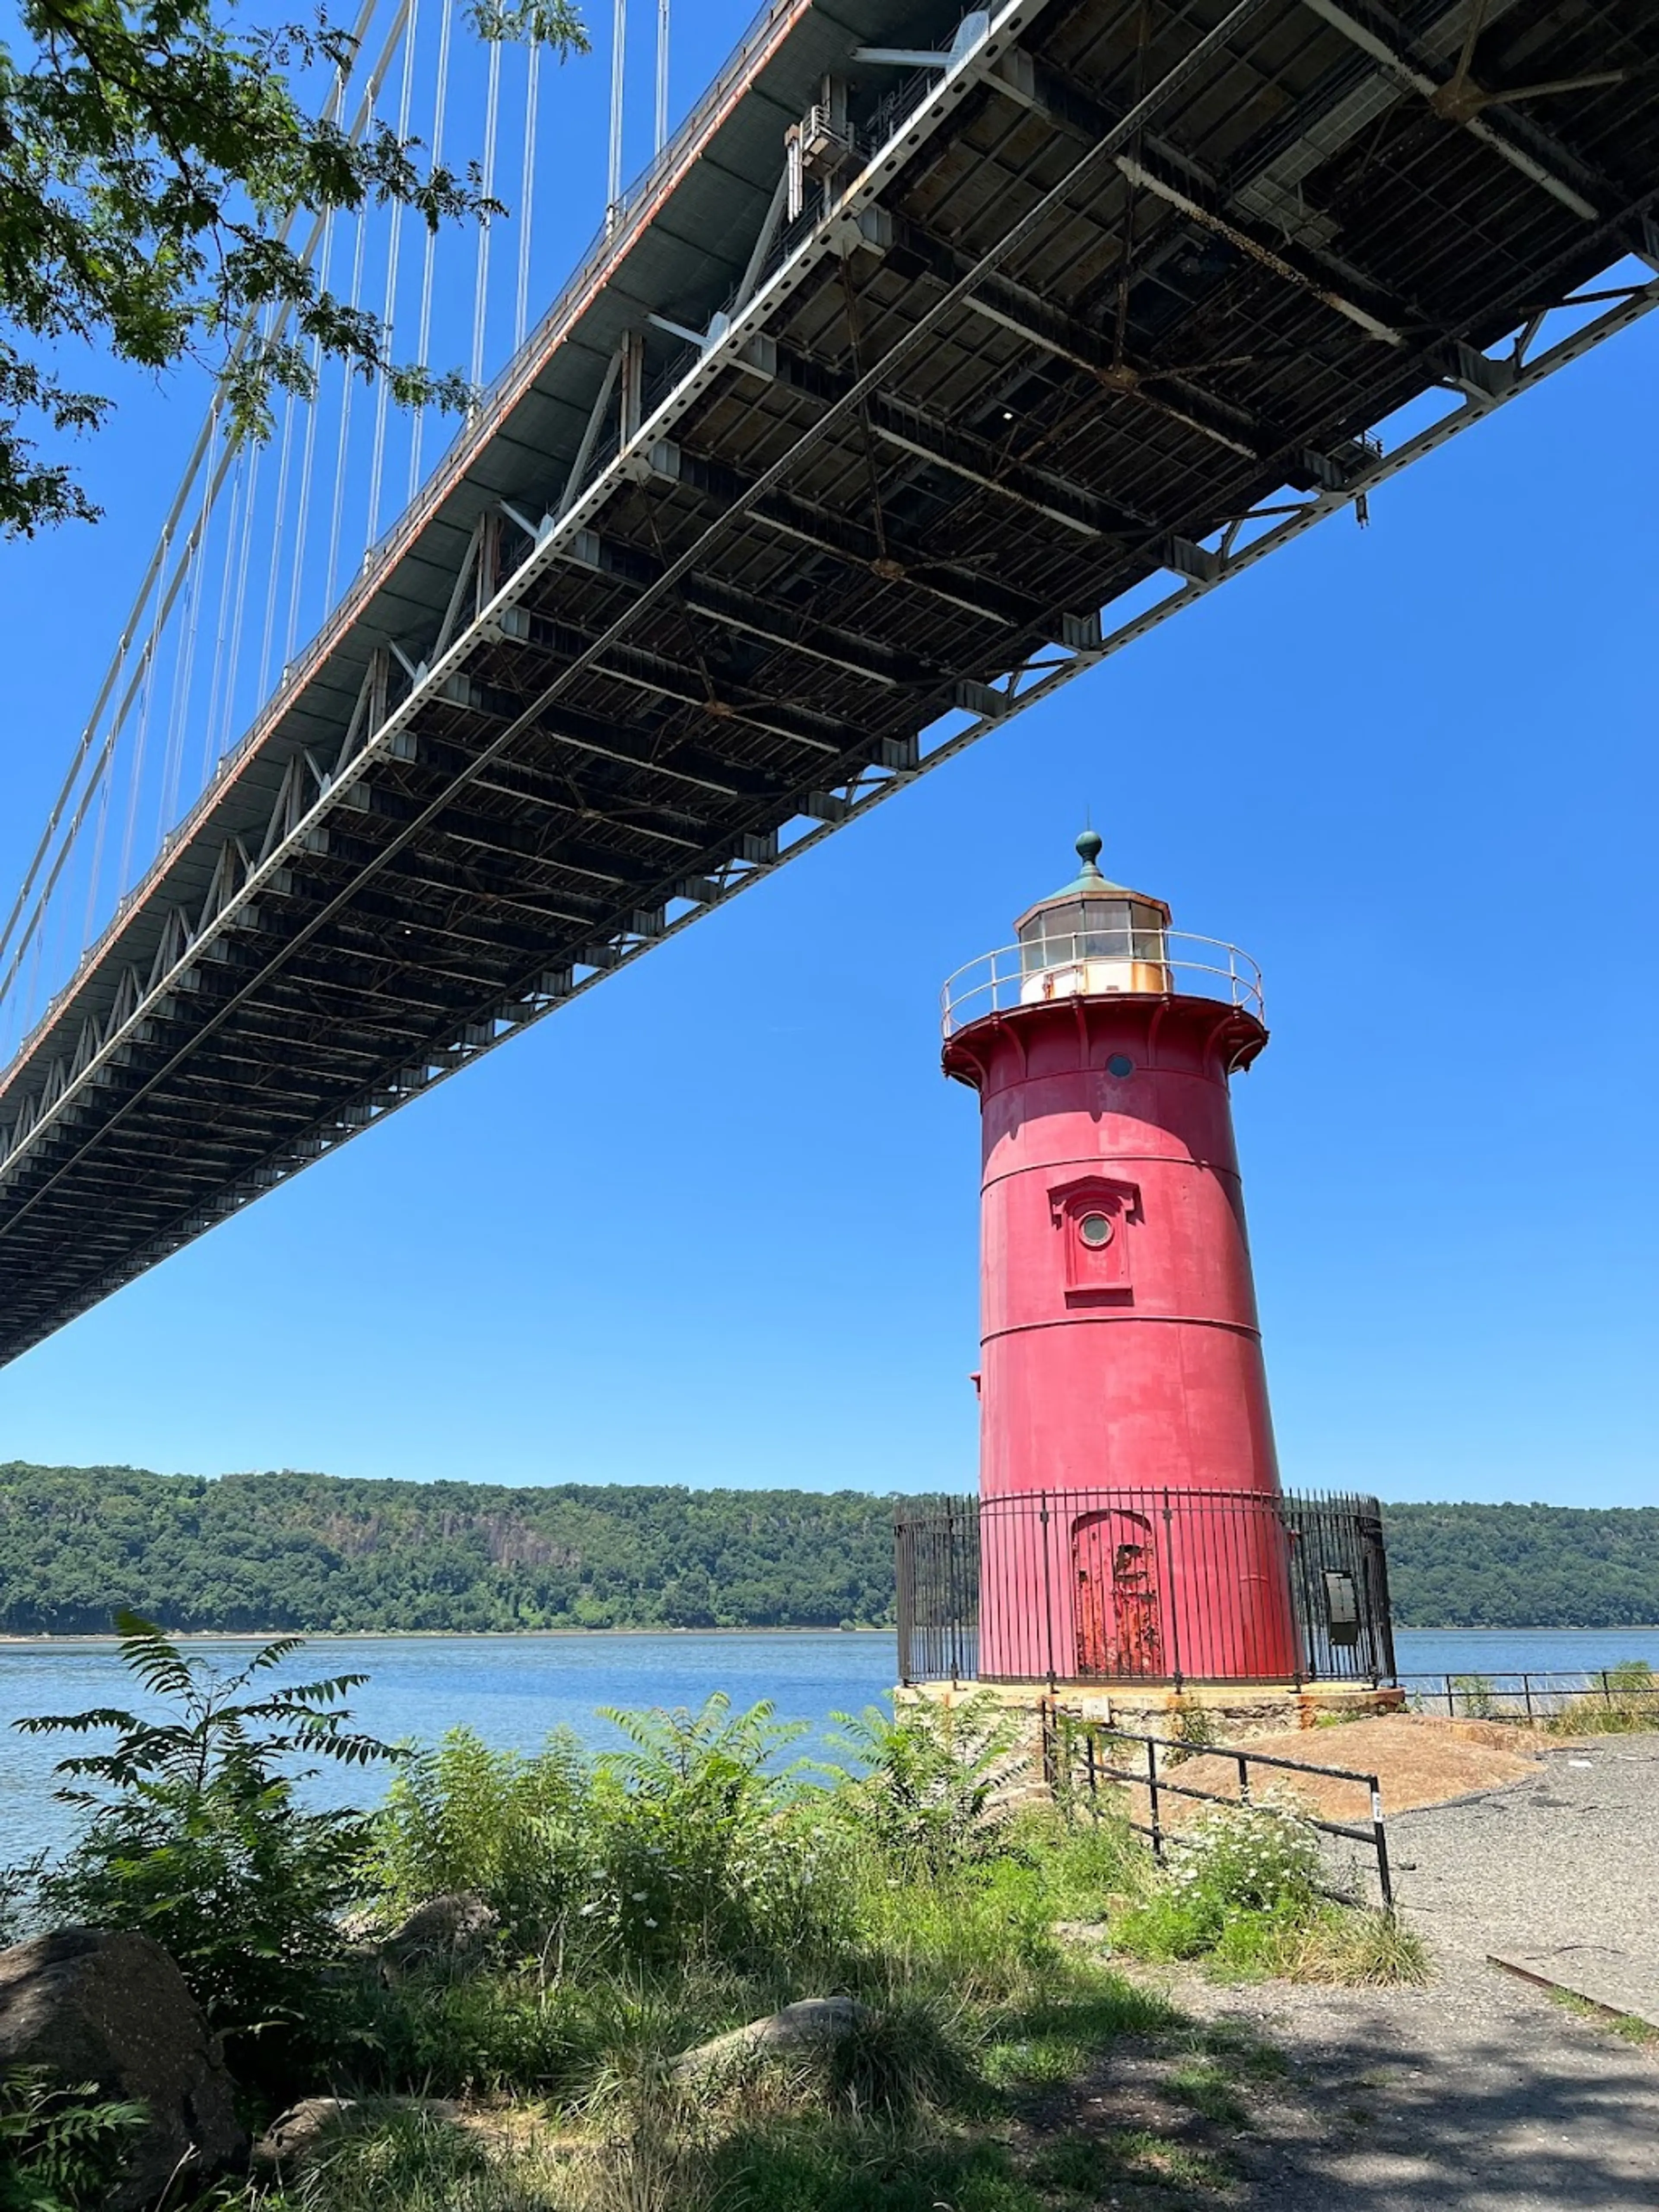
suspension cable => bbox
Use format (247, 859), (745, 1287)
(607, 0), (626, 220)
(473, 37), (503, 391)
(515, 37), (540, 352)
(410, 0), (454, 499)
(655, 0), (668, 153)
(369, 0), (420, 541)
(327, 205), (372, 610)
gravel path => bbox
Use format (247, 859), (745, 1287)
(1163, 1961), (1659, 2211)
(1387, 1739), (1659, 2017)
(1096, 1743), (1659, 2209)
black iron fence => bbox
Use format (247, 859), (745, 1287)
(1047, 1711), (1394, 1907)
(1398, 1669), (1658, 1724)
(895, 1486), (1395, 1690)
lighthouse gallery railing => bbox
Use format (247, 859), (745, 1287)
(894, 1487), (1396, 1690)
(941, 931), (1265, 1037)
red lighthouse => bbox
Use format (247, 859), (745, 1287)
(942, 833), (1298, 1686)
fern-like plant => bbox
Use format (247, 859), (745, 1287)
(828, 1697), (1029, 1876)
(0, 2068), (148, 2212)
(15, 1612), (397, 2087)
(591, 1694), (809, 1963)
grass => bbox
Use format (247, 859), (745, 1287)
(11, 1647), (1438, 2212)
(1547, 1987), (1659, 2049)
(218, 1787), (1426, 2210)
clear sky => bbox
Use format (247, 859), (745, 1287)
(0, 12), (1654, 1509)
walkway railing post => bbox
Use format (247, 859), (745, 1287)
(1370, 1773), (1393, 1909)
(1146, 1735), (1164, 1862)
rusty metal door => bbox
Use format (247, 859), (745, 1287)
(1073, 1507), (1163, 1677)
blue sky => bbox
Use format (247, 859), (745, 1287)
(0, 13), (1654, 1508)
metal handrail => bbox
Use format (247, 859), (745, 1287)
(1055, 1715), (1393, 1907)
(941, 929), (1265, 1036)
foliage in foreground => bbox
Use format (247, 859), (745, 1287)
(0, 2067), (149, 2212)
(6, 1628), (1434, 2208)
(16, 1612), (398, 2086)
(0, 0), (588, 534)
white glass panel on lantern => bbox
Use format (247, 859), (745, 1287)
(1129, 904), (1167, 961)
(1081, 901), (1132, 958)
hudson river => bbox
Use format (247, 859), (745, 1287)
(3, 1626), (1655, 1860)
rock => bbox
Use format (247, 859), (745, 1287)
(672, 1996), (873, 2081)
(253, 2094), (482, 2174)
(0, 1927), (244, 2211)
(1051, 1919), (1113, 1951)
(252, 2095), (359, 2170)
(378, 1892), (498, 1974)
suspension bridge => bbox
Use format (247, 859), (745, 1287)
(0, 0), (1654, 1365)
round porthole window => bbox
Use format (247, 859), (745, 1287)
(1079, 1213), (1113, 1248)
(1106, 1053), (1134, 1078)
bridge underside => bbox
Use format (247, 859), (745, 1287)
(1, 0), (1655, 1360)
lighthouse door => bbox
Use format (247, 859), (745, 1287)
(1073, 1509), (1163, 1678)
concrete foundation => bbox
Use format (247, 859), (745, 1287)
(895, 1676), (1405, 1738)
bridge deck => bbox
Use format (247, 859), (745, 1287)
(2, 0), (1655, 1361)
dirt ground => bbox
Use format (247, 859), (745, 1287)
(1128, 1714), (1549, 1828)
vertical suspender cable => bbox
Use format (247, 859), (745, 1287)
(200, 444), (245, 791)
(515, 38), (540, 351)
(79, 663), (120, 949)
(259, 392), (298, 700)
(607, 0), (626, 222)
(116, 639), (159, 906)
(410, 0), (454, 499)
(326, 205), (371, 608)
(0, 0), (386, 1006)
(655, 0), (668, 153)
(216, 430), (263, 767)
(472, 39), (502, 391)
(286, 209), (337, 664)
(159, 423), (219, 838)
(369, 0), (420, 541)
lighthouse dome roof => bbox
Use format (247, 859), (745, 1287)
(1016, 830), (1171, 933)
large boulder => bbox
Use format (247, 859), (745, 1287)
(672, 1996), (873, 2081)
(0, 1927), (245, 2209)
(377, 1891), (499, 1976)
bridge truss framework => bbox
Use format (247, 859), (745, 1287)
(0, 0), (1655, 1361)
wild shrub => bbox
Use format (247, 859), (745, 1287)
(15, 1613), (395, 2088)
(1545, 1658), (1659, 1736)
(0, 2067), (148, 2212)
(587, 1695), (820, 1968)
(1451, 1673), (1499, 1719)
(826, 1697), (1028, 1877)
(1115, 1801), (1322, 1962)
(372, 1725), (594, 1953)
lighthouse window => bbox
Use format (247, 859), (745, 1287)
(1130, 904), (1167, 960)
(1079, 900), (1131, 958)
(1106, 1054), (1134, 1079)
(1078, 1213), (1114, 1248)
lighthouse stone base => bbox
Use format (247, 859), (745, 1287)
(894, 1677), (1405, 1741)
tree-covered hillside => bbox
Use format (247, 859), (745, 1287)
(1, 1463), (1655, 1633)
(0, 1464), (900, 1634)
(1379, 1501), (1659, 1631)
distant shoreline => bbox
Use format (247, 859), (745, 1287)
(3, 1624), (1658, 1646)
(0, 1626), (899, 1645)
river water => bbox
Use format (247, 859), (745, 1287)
(3, 1625), (1655, 1862)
